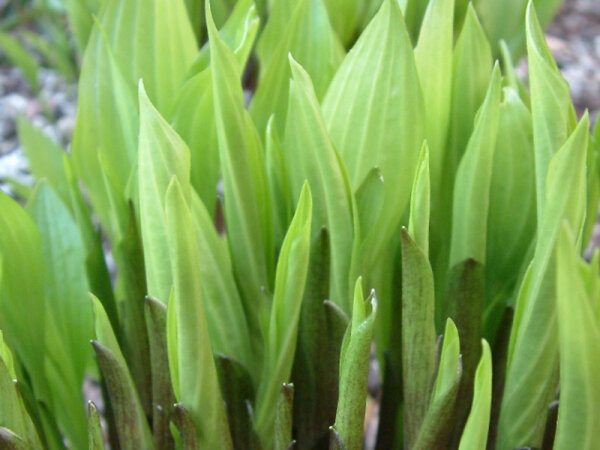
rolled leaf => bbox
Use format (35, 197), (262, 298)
(413, 319), (462, 450)
(458, 340), (493, 450)
(554, 224), (600, 449)
(526, 2), (577, 222)
(255, 183), (312, 445)
(207, 0), (273, 316)
(283, 56), (355, 313)
(322, 0), (425, 275)
(498, 114), (589, 449)
(333, 278), (376, 450)
(251, 0), (344, 133)
(165, 177), (232, 448)
(400, 228), (436, 448)
(91, 295), (154, 449)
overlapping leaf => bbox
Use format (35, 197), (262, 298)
(251, 0), (345, 134)
(283, 56), (355, 313)
(255, 184), (312, 445)
(322, 0), (425, 274)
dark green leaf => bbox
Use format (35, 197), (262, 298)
(400, 228), (437, 448)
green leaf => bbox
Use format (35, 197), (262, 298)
(112, 204), (152, 416)
(498, 114), (589, 449)
(27, 181), (94, 449)
(165, 177), (232, 449)
(322, 0), (425, 273)
(207, 1), (273, 313)
(458, 340), (492, 450)
(414, 0), (454, 194)
(413, 319), (462, 450)
(0, 32), (38, 91)
(215, 355), (259, 449)
(95, 0), (197, 113)
(0, 357), (27, 441)
(0, 192), (47, 401)
(446, 259), (485, 445)
(526, 1), (577, 222)
(190, 192), (257, 375)
(172, 403), (199, 449)
(144, 297), (175, 449)
(323, 0), (362, 45)
(283, 56), (355, 313)
(0, 330), (15, 380)
(292, 228), (349, 448)
(251, 0), (344, 134)
(449, 65), (501, 268)
(63, 0), (100, 52)
(486, 87), (536, 297)
(171, 0), (260, 215)
(17, 117), (70, 205)
(448, 4), (493, 166)
(408, 143), (431, 255)
(553, 223), (600, 449)
(138, 81), (191, 304)
(255, 183), (312, 445)
(400, 228), (437, 448)
(87, 401), (104, 450)
(333, 278), (376, 450)
(274, 383), (294, 450)
(266, 115), (293, 246)
(71, 19), (138, 238)
(91, 295), (154, 449)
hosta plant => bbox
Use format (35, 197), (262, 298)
(0, 0), (599, 449)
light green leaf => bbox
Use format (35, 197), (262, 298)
(333, 278), (376, 450)
(165, 178), (232, 449)
(95, 0), (197, 114)
(251, 0), (345, 134)
(408, 143), (431, 255)
(486, 87), (536, 297)
(322, 0), (425, 273)
(449, 65), (502, 268)
(415, 0), (454, 195)
(208, 1), (273, 312)
(400, 228), (437, 448)
(553, 223), (600, 449)
(458, 340), (492, 450)
(63, 0), (100, 53)
(138, 81), (191, 304)
(71, 19), (138, 238)
(498, 114), (589, 449)
(189, 192), (256, 376)
(255, 183), (312, 445)
(283, 56), (355, 313)
(27, 181), (93, 449)
(171, 0), (260, 215)
(526, 2), (577, 222)
(448, 4), (493, 166)
(266, 116), (292, 247)
(0, 192), (47, 401)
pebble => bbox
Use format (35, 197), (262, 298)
(0, 66), (76, 194)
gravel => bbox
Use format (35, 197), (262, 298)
(0, 66), (77, 195)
